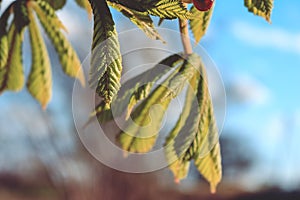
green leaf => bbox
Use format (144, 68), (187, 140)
(117, 80), (174, 153)
(164, 75), (206, 181)
(108, 2), (164, 41)
(168, 159), (190, 183)
(0, 1), (28, 93)
(27, 9), (52, 109)
(88, 0), (122, 104)
(162, 54), (199, 100)
(94, 54), (184, 124)
(94, 100), (113, 123)
(117, 57), (187, 153)
(147, 0), (192, 19)
(165, 75), (199, 182)
(31, 0), (85, 86)
(44, 0), (67, 10)
(0, 34), (7, 69)
(0, 3), (13, 69)
(0, 24), (25, 92)
(163, 53), (221, 190)
(193, 91), (221, 193)
(31, 0), (66, 30)
(119, 53), (184, 119)
(189, 5), (214, 44)
(194, 142), (222, 194)
(244, 0), (274, 22)
(118, 89), (172, 153)
(108, 0), (191, 19)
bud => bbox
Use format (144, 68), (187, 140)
(192, 0), (214, 11)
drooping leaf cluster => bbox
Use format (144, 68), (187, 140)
(84, 0), (273, 191)
(0, 0), (275, 193)
(0, 0), (85, 108)
(92, 52), (222, 192)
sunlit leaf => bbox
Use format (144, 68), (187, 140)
(194, 142), (222, 193)
(31, 0), (85, 86)
(27, 10), (52, 109)
(189, 5), (214, 44)
(0, 24), (25, 92)
(0, 34), (8, 69)
(108, 0), (192, 19)
(109, 2), (164, 41)
(0, 3), (13, 69)
(88, 0), (122, 104)
(163, 53), (221, 190)
(31, 0), (66, 30)
(117, 73), (177, 153)
(162, 54), (199, 100)
(244, 0), (274, 22)
(147, 0), (192, 19)
(0, 1), (30, 92)
(165, 75), (198, 182)
(94, 54), (184, 124)
(117, 59), (188, 153)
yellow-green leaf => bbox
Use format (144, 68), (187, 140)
(165, 75), (198, 182)
(189, 5), (214, 44)
(108, 0), (191, 19)
(91, 54), (183, 125)
(244, 0), (274, 22)
(162, 54), (199, 100)
(194, 142), (222, 193)
(31, 0), (66, 30)
(163, 53), (221, 189)
(147, 0), (192, 19)
(118, 85), (173, 153)
(168, 159), (190, 183)
(88, 0), (122, 104)
(0, 4), (12, 69)
(0, 34), (7, 69)
(0, 24), (25, 92)
(109, 2), (164, 41)
(118, 64), (184, 153)
(119, 54), (184, 119)
(27, 10), (52, 109)
(31, 0), (85, 86)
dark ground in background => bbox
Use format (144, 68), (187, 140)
(0, 169), (299, 200)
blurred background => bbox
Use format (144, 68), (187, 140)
(0, 0), (300, 199)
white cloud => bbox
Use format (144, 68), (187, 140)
(231, 21), (300, 55)
(294, 109), (300, 130)
(229, 74), (271, 105)
(264, 113), (285, 142)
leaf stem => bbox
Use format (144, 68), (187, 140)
(179, 3), (192, 56)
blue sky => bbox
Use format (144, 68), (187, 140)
(204, 0), (300, 189)
(1, 0), (299, 190)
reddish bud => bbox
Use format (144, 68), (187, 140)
(192, 0), (214, 11)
